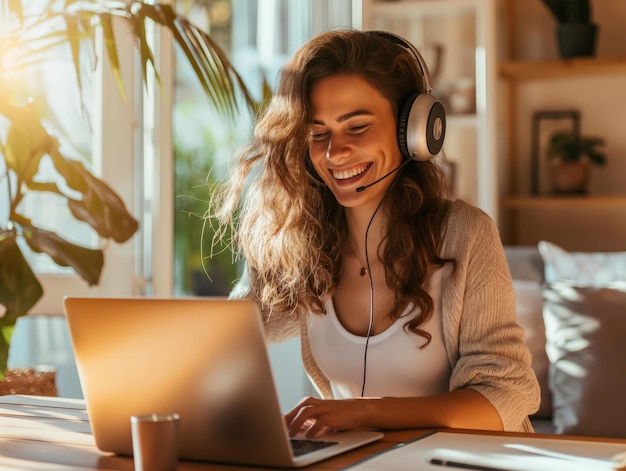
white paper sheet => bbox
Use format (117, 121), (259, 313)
(345, 432), (626, 471)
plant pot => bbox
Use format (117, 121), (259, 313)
(556, 23), (598, 59)
(0, 366), (58, 396)
(548, 160), (591, 195)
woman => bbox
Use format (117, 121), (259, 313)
(211, 29), (539, 437)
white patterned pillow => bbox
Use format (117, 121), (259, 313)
(538, 241), (626, 287)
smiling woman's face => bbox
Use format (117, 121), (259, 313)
(308, 73), (403, 209)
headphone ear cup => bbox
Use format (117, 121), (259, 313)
(397, 92), (446, 161)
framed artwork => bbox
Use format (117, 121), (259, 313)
(531, 110), (581, 195)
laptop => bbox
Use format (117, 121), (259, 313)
(63, 297), (383, 467)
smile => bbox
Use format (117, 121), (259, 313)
(331, 163), (372, 180)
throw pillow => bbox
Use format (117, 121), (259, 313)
(538, 241), (626, 287)
(505, 246), (545, 283)
(505, 246), (552, 418)
(542, 283), (626, 437)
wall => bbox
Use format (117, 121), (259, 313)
(498, 1), (626, 251)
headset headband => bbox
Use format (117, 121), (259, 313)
(370, 31), (434, 94)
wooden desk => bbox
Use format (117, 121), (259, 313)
(2, 395), (626, 470)
(0, 395), (428, 470)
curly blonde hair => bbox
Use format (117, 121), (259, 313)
(210, 29), (452, 337)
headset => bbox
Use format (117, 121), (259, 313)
(371, 31), (446, 162)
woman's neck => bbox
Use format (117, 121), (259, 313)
(345, 205), (387, 263)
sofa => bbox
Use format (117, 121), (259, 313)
(504, 242), (626, 438)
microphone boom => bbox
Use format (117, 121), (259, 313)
(356, 158), (413, 193)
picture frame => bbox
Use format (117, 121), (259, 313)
(531, 110), (581, 195)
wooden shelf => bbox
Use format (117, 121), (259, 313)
(500, 195), (626, 209)
(498, 57), (626, 81)
(498, 3), (626, 250)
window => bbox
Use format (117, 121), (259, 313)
(5, 0), (358, 403)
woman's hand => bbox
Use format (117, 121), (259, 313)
(284, 396), (367, 438)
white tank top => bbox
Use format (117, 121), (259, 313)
(308, 268), (450, 398)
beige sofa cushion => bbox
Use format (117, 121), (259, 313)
(513, 279), (552, 419)
(505, 246), (552, 419)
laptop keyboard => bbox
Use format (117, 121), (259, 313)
(290, 438), (339, 457)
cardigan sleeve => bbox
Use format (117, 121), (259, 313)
(441, 201), (541, 432)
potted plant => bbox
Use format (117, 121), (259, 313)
(541, 0), (599, 58)
(0, 0), (259, 387)
(546, 130), (606, 194)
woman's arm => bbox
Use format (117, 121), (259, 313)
(285, 389), (502, 437)
(441, 201), (540, 431)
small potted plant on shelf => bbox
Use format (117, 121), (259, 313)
(541, 0), (599, 58)
(0, 0), (259, 392)
(546, 130), (606, 194)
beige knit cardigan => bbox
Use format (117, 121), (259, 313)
(232, 199), (540, 432)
